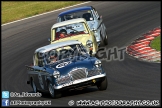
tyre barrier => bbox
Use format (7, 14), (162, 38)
(126, 27), (161, 63)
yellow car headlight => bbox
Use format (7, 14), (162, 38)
(86, 40), (93, 48)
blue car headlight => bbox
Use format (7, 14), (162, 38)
(53, 70), (60, 78)
(94, 60), (102, 68)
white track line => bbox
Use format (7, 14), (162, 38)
(2, 1), (91, 26)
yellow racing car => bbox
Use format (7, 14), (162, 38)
(49, 18), (98, 56)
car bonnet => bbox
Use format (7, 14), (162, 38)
(47, 56), (94, 75)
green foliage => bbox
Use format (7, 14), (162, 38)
(150, 36), (161, 51)
(2, 1), (83, 24)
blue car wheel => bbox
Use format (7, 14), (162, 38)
(97, 77), (108, 90)
(31, 79), (37, 93)
(48, 82), (62, 98)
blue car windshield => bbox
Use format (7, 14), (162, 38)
(44, 44), (88, 65)
(58, 10), (94, 22)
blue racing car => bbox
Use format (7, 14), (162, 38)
(26, 40), (107, 98)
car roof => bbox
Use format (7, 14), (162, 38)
(51, 18), (86, 29)
(35, 40), (81, 53)
(58, 6), (92, 16)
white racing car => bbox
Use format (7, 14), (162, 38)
(56, 6), (108, 46)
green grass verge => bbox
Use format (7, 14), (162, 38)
(150, 35), (161, 51)
(2, 1), (84, 24)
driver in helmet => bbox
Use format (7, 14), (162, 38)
(49, 50), (58, 63)
(59, 29), (67, 38)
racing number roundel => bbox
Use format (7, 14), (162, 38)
(56, 61), (71, 68)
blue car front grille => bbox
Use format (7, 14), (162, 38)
(57, 68), (102, 85)
(70, 68), (87, 81)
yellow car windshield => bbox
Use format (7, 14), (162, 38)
(54, 22), (89, 40)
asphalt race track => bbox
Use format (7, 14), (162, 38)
(2, 1), (161, 107)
